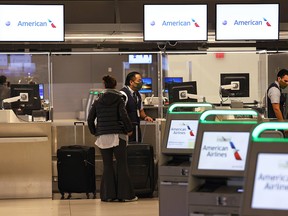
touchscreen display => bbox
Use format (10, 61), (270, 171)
(166, 120), (198, 149)
(198, 131), (250, 170)
(251, 153), (288, 210)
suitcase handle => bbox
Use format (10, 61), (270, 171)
(74, 121), (85, 145)
(74, 121), (85, 126)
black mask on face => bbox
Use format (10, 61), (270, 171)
(134, 82), (143, 91)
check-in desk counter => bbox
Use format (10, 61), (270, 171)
(51, 120), (161, 193)
(0, 122), (52, 199)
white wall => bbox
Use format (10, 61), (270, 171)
(167, 52), (261, 104)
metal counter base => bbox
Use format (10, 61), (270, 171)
(0, 122), (52, 199)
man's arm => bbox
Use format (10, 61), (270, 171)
(140, 109), (153, 122)
(272, 103), (284, 121)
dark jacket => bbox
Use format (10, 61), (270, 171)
(120, 86), (142, 125)
(87, 89), (133, 136)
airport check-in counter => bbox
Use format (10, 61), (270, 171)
(187, 109), (261, 215)
(51, 119), (161, 194)
(159, 103), (213, 216)
(0, 110), (52, 199)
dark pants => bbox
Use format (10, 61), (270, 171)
(99, 138), (135, 200)
(129, 124), (142, 143)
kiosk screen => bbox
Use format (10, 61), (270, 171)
(251, 153), (288, 210)
(198, 131), (250, 171)
(167, 119), (199, 149)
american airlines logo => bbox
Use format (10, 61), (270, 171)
(7, 19), (57, 28)
(217, 136), (242, 160)
(222, 17), (272, 27)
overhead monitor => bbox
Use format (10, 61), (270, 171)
(0, 4), (64, 42)
(216, 4), (279, 41)
(162, 103), (213, 155)
(168, 81), (197, 104)
(10, 84), (41, 115)
(190, 109), (259, 178)
(144, 4), (208, 41)
(128, 54), (152, 64)
(164, 77), (183, 93)
(220, 73), (250, 97)
(139, 77), (152, 94)
(242, 122), (288, 216)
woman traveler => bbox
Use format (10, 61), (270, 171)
(87, 75), (137, 202)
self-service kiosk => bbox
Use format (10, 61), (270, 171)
(159, 102), (213, 216)
(187, 109), (261, 215)
(241, 122), (288, 216)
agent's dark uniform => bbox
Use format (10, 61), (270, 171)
(120, 86), (142, 142)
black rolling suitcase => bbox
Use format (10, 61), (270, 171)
(57, 122), (96, 199)
(127, 124), (155, 197)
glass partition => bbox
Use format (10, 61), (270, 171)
(47, 50), (288, 120)
(0, 52), (51, 118)
(1, 50), (287, 121)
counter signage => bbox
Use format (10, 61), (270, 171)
(216, 4), (279, 40)
(0, 5), (64, 41)
(144, 4), (207, 41)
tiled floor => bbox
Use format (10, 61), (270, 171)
(0, 197), (159, 216)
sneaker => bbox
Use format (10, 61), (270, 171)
(121, 196), (138, 202)
(101, 198), (118, 202)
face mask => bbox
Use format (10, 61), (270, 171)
(134, 82), (143, 91)
(279, 79), (288, 89)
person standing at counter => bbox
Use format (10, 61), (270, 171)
(266, 69), (288, 120)
(120, 71), (153, 142)
(87, 75), (138, 202)
(0, 75), (10, 109)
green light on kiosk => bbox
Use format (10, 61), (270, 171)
(168, 103), (212, 113)
(252, 122), (288, 142)
(93, 91), (99, 95)
(200, 109), (259, 122)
